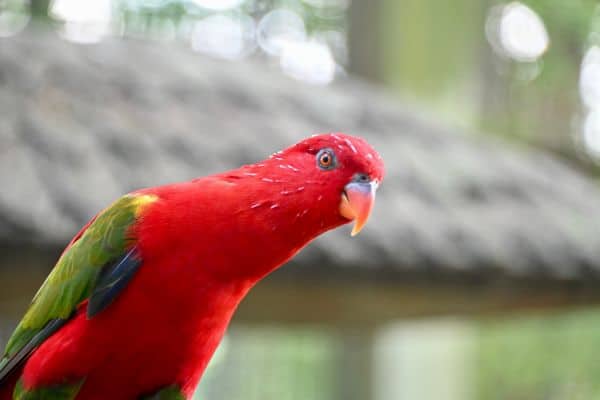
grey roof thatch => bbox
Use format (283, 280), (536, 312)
(2, 29), (600, 285)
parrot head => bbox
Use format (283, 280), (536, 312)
(254, 133), (384, 236)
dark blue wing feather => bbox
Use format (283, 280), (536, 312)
(87, 248), (142, 318)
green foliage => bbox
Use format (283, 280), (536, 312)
(113, 0), (345, 40)
(195, 327), (338, 400)
(380, 0), (486, 97)
(476, 308), (600, 400)
(29, 0), (50, 19)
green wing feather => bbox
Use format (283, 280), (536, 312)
(0, 193), (157, 366)
(140, 385), (186, 400)
(13, 378), (84, 400)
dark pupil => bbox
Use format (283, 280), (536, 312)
(321, 154), (330, 164)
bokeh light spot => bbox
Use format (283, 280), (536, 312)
(50, 0), (112, 43)
(486, 2), (549, 62)
(191, 14), (255, 60)
(583, 110), (600, 158)
(257, 9), (306, 56)
(580, 46), (600, 110)
(190, 0), (245, 11)
(280, 40), (336, 85)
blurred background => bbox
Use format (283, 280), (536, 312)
(2, 0), (600, 399)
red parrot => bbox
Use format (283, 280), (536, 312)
(0, 133), (384, 399)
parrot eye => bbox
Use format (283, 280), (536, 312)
(317, 148), (336, 170)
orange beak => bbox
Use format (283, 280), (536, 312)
(339, 181), (378, 236)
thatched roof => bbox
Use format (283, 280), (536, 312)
(2, 29), (600, 286)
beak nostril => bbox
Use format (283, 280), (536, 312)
(354, 173), (370, 183)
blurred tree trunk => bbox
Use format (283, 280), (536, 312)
(478, 0), (512, 137)
(372, 321), (475, 400)
(348, 0), (486, 125)
(378, 0), (485, 97)
(30, 0), (50, 19)
(336, 328), (376, 400)
(347, 0), (384, 82)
